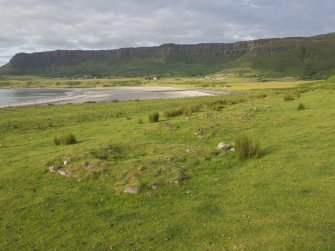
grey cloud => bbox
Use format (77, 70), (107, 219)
(0, 0), (334, 65)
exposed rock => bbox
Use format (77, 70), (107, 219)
(49, 166), (57, 173)
(124, 185), (140, 194)
(217, 142), (233, 151)
(58, 170), (70, 177)
(63, 157), (71, 166)
(151, 183), (160, 190)
(84, 161), (92, 169)
(167, 157), (174, 162)
(179, 170), (188, 182)
(138, 166), (146, 172)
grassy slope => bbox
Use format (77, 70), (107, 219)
(222, 35), (335, 79)
(1, 83), (335, 250)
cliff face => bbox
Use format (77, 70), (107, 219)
(8, 42), (252, 68)
(1, 33), (335, 78)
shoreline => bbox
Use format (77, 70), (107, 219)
(0, 86), (232, 108)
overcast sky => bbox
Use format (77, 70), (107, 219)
(0, 0), (334, 65)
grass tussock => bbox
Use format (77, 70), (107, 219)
(149, 112), (159, 123)
(235, 135), (261, 160)
(208, 101), (225, 111)
(163, 104), (202, 117)
(284, 93), (295, 101)
(54, 133), (77, 146)
(297, 103), (305, 110)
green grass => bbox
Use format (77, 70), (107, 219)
(1, 82), (335, 250)
(0, 75), (308, 90)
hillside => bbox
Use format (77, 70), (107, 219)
(1, 81), (335, 249)
(1, 33), (335, 79)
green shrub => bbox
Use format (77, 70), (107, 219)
(54, 133), (77, 146)
(284, 93), (295, 101)
(149, 112), (159, 123)
(297, 103), (305, 110)
(235, 135), (261, 160)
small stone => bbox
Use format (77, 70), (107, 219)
(151, 184), (160, 190)
(217, 142), (232, 151)
(167, 157), (174, 162)
(179, 170), (188, 182)
(49, 166), (57, 173)
(230, 148), (235, 152)
(138, 166), (146, 171)
(58, 170), (70, 176)
(124, 186), (139, 194)
(84, 161), (92, 169)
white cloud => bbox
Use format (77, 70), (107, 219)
(0, 0), (334, 65)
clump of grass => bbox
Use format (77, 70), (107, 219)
(256, 93), (267, 99)
(297, 103), (305, 110)
(54, 133), (77, 146)
(164, 107), (184, 117)
(209, 103), (224, 111)
(235, 135), (261, 160)
(183, 105), (201, 116)
(163, 104), (202, 118)
(294, 92), (301, 99)
(284, 93), (295, 101)
(149, 112), (159, 123)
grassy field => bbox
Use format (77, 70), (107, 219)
(0, 75), (311, 91)
(1, 79), (335, 250)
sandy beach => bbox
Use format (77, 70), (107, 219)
(0, 87), (231, 108)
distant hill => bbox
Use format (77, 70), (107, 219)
(1, 33), (335, 79)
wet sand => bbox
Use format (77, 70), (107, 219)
(0, 87), (231, 108)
